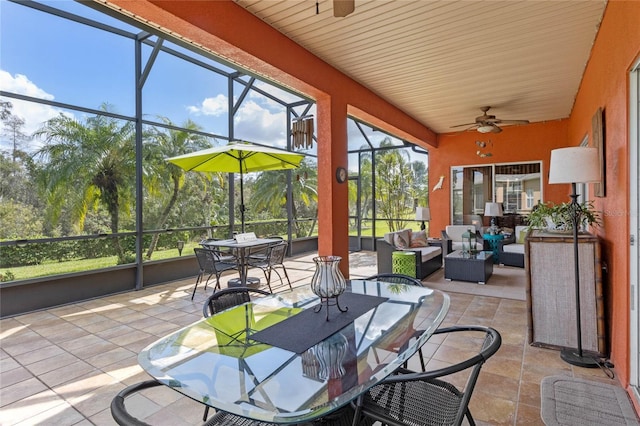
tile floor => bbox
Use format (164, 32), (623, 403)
(0, 251), (624, 425)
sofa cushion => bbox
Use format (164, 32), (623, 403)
(409, 230), (428, 247)
(504, 244), (525, 254)
(409, 246), (442, 262)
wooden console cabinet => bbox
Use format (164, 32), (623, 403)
(525, 230), (606, 356)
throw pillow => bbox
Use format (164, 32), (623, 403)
(410, 230), (428, 248)
(393, 229), (411, 249)
(517, 228), (528, 244)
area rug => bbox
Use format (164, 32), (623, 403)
(422, 265), (526, 301)
(540, 375), (639, 425)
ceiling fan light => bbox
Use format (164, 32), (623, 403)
(477, 125), (495, 133)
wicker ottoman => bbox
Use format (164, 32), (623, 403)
(444, 250), (493, 284)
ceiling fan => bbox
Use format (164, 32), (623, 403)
(451, 106), (530, 133)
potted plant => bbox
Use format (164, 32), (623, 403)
(526, 201), (600, 232)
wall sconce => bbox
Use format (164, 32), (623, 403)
(176, 240), (184, 256)
(432, 175), (445, 191)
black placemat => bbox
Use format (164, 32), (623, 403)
(250, 292), (388, 353)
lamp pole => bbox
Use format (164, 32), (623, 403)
(548, 147), (600, 369)
(559, 184), (598, 367)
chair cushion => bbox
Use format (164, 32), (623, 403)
(504, 244), (525, 254)
(445, 225), (476, 241)
(409, 230), (428, 247)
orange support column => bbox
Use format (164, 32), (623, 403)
(316, 96), (350, 277)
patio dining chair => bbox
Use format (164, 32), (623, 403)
(364, 273), (426, 371)
(110, 379), (163, 426)
(192, 247), (239, 300)
(246, 241), (292, 293)
(351, 325), (502, 426)
(201, 286), (272, 421)
(202, 404), (373, 426)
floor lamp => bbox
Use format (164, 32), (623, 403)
(548, 146), (600, 368)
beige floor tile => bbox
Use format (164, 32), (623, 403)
(37, 360), (97, 388)
(85, 346), (136, 369)
(0, 389), (67, 425)
(25, 351), (80, 376)
(0, 366), (34, 388)
(0, 377), (48, 408)
(0, 252), (632, 425)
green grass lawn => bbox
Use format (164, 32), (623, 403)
(2, 242), (200, 282)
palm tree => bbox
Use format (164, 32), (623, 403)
(142, 118), (212, 258)
(34, 105), (135, 263)
(375, 140), (415, 232)
(250, 158), (318, 237)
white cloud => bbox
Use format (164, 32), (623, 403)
(0, 70), (70, 138)
(234, 100), (287, 147)
(186, 94), (228, 116)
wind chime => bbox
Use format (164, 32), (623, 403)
(292, 116), (314, 149)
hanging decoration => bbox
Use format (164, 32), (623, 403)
(292, 116), (314, 149)
(476, 140), (493, 158)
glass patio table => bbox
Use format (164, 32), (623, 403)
(138, 280), (450, 424)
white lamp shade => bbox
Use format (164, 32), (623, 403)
(484, 202), (503, 217)
(549, 147), (600, 184)
(415, 207), (431, 221)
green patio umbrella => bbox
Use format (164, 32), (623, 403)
(167, 141), (304, 232)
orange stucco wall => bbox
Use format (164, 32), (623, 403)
(430, 119), (571, 236)
(567, 0), (640, 390)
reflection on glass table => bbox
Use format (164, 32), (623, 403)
(138, 280), (450, 424)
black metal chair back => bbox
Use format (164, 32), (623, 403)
(202, 286), (271, 318)
(246, 241), (292, 292)
(364, 273), (423, 286)
(192, 247), (238, 300)
(352, 325), (502, 426)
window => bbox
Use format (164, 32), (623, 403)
(451, 162), (542, 225)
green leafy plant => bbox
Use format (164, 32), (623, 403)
(527, 201), (600, 231)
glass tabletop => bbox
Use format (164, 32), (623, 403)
(138, 280), (450, 424)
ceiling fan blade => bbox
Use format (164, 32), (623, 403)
(497, 119), (530, 125)
(450, 122), (478, 128)
(490, 125), (503, 133)
(333, 0), (355, 17)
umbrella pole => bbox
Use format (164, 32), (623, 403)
(239, 169), (245, 233)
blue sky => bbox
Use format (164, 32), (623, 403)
(0, 0), (426, 166)
(0, 0), (312, 152)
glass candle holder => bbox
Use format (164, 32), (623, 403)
(310, 256), (348, 320)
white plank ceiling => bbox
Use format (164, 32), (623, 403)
(234, 0), (607, 134)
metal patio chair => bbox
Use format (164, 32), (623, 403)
(246, 241), (292, 293)
(351, 325), (502, 426)
(192, 247), (239, 300)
